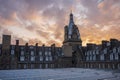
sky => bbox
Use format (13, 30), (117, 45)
(0, 0), (120, 46)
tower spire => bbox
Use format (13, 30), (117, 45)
(68, 11), (74, 38)
(69, 11), (74, 24)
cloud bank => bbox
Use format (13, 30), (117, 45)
(0, 0), (120, 46)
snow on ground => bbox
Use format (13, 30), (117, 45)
(0, 68), (120, 80)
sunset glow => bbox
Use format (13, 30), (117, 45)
(0, 0), (120, 46)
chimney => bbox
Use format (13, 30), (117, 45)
(102, 40), (108, 48)
(35, 43), (38, 46)
(110, 39), (118, 47)
(16, 40), (19, 45)
(25, 43), (28, 46)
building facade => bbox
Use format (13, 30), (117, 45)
(0, 13), (120, 70)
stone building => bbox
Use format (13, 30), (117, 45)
(0, 35), (11, 69)
(0, 13), (120, 70)
(61, 12), (83, 67)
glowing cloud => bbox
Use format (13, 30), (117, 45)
(0, 0), (120, 46)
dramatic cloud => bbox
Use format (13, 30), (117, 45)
(0, 0), (120, 46)
(77, 0), (120, 45)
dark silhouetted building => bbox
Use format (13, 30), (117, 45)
(0, 13), (120, 70)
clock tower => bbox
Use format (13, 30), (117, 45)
(63, 12), (82, 57)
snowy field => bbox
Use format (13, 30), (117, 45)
(0, 68), (120, 80)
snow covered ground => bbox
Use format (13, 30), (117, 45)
(0, 68), (120, 80)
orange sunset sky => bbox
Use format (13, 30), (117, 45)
(0, 0), (120, 46)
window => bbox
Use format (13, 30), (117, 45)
(30, 46), (34, 49)
(21, 51), (24, 55)
(40, 56), (43, 61)
(86, 56), (89, 61)
(89, 51), (91, 55)
(62, 52), (64, 56)
(11, 50), (14, 55)
(107, 42), (110, 46)
(45, 64), (48, 68)
(31, 56), (35, 61)
(110, 54), (113, 60)
(45, 51), (48, 56)
(93, 55), (96, 61)
(45, 56), (49, 61)
(113, 48), (116, 53)
(87, 52), (89, 56)
(49, 56), (52, 61)
(68, 35), (71, 39)
(24, 64), (27, 69)
(11, 46), (15, 49)
(48, 51), (51, 56)
(115, 53), (118, 60)
(20, 56), (25, 61)
(118, 47), (120, 53)
(49, 48), (51, 51)
(31, 51), (34, 56)
(90, 55), (93, 61)
(93, 50), (95, 55)
(39, 64), (42, 68)
(100, 54), (104, 61)
(39, 51), (42, 56)
(21, 47), (24, 50)
(96, 50), (99, 54)
(104, 49), (107, 54)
